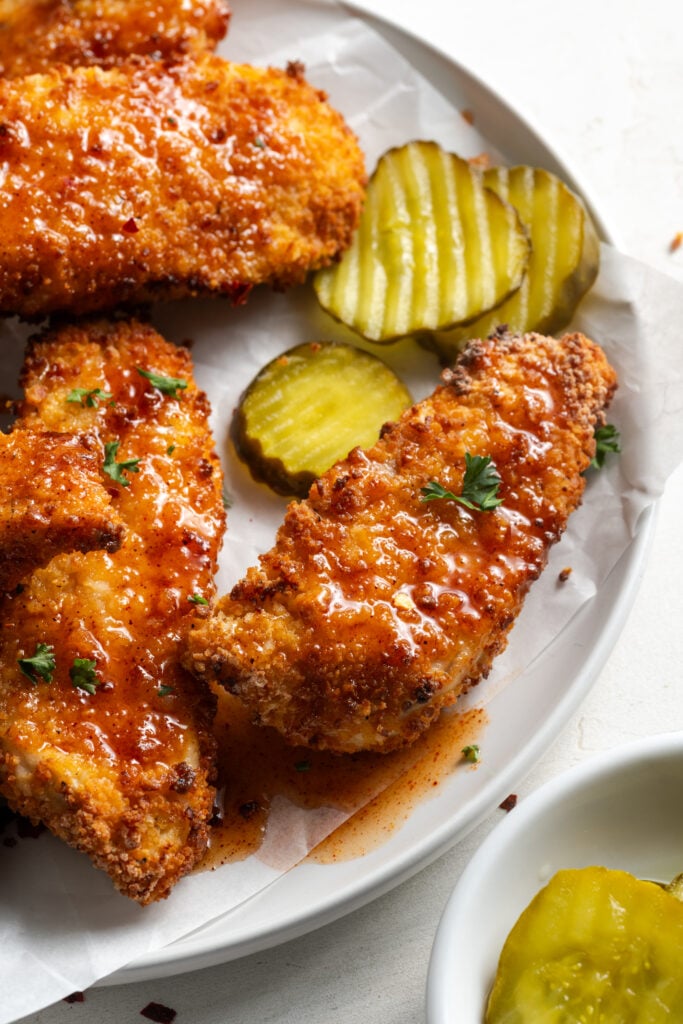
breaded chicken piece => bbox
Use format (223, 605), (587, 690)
(0, 55), (366, 320)
(0, 0), (230, 78)
(0, 427), (123, 592)
(0, 319), (225, 902)
(187, 331), (617, 754)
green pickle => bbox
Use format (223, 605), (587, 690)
(428, 166), (600, 364)
(314, 141), (530, 343)
(486, 867), (683, 1023)
(231, 341), (412, 497)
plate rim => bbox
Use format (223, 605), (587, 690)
(106, 0), (652, 984)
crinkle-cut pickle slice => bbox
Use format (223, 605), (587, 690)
(485, 867), (683, 1023)
(428, 165), (600, 363)
(313, 141), (530, 343)
(231, 341), (412, 498)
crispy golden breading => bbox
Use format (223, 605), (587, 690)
(187, 331), (617, 754)
(0, 0), (230, 77)
(0, 319), (225, 902)
(0, 427), (122, 592)
(0, 55), (366, 320)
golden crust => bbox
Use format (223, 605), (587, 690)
(0, 54), (366, 320)
(186, 331), (617, 754)
(0, 0), (230, 78)
(0, 427), (123, 592)
(0, 318), (225, 902)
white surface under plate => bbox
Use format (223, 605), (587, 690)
(426, 731), (683, 1023)
(107, 0), (654, 984)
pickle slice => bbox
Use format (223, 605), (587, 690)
(428, 166), (600, 363)
(486, 867), (683, 1023)
(232, 341), (412, 497)
(313, 141), (530, 343)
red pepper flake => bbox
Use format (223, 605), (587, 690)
(286, 60), (306, 81)
(670, 232), (683, 253)
(226, 282), (251, 305)
(499, 793), (518, 812)
(122, 217), (139, 234)
(63, 993), (85, 1004)
(558, 566), (572, 582)
(461, 108), (475, 126)
(140, 1003), (177, 1024)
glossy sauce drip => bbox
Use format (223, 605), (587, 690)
(0, 325), (223, 774)
(200, 691), (486, 869)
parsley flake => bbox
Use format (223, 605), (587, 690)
(253, 136), (266, 149)
(421, 454), (503, 512)
(66, 387), (113, 409)
(590, 423), (621, 469)
(166, 444), (176, 455)
(103, 441), (140, 487)
(158, 685), (175, 697)
(295, 760), (311, 772)
(462, 744), (480, 764)
(137, 368), (188, 399)
(70, 658), (99, 695)
(18, 643), (56, 684)
(187, 593), (209, 606)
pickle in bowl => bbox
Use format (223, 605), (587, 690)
(485, 866), (683, 1023)
(231, 341), (412, 497)
(313, 141), (530, 343)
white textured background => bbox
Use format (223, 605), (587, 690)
(18, 1), (683, 1021)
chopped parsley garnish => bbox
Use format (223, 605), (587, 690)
(166, 444), (176, 455)
(222, 489), (234, 510)
(102, 441), (140, 486)
(187, 593), (209, 606)
(158, 685), (175, 697)
(66, 387), (113, 408)
(18, 643), (56, 684)
(253, 136), (266, 149)
(590, 423), (621, 469)
(461, 744), (480, 764)
(421, 454), (503, 512)
(69, 658), (99, 695)
(294, 760), (311, 772)
(136, 368), (188, 399)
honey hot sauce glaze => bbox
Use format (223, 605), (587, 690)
(202, 691), (486, 868)
(0, 318), (225, 903)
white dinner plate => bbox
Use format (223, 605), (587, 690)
(99, 0), (655, 984)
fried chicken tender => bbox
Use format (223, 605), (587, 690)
(0, 427), (123, 592)
(0, 319), (225, 902)
(187, 331), (617, 754)
(0, 0), (230, 77)
(0, 55), (366, 320)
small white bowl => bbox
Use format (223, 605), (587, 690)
(426, 732), (683, 1024)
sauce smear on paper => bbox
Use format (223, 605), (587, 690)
(199, 692), (485, 869)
